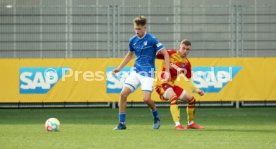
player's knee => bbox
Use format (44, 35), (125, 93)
(179, 91), (192, 102)
(120, 90), (130, 99)
(168, 92), (177, 100)
(164, 89), (177, 100)
(142, 91), (152, 102)
(120, 87), (131, 98)
(188, 95), (195, 101)
(120, 92), (128, 98)
(188, 96), (195, 104)
(143, 96), (151, 103)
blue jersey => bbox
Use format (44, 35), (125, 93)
(129, 33), (165, 78)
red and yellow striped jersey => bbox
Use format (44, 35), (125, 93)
(156, 50), (191, 86)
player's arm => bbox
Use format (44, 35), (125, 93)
(159, 49), (170, 81)
(185, 78), (204, 96)
(112, 51), (134, 74)
(185, 61), (204, 96)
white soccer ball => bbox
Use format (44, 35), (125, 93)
(45, 118), (60, 132)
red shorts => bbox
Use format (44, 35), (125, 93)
(155, 83), (184, 101)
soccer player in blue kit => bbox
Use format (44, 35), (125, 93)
(112, 16), (170, 130)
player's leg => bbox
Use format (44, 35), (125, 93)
(179, 90), (204, 129)
(117, 86), (131, 126)
(142, 91), (161, 129)
(114, 72), (139, 130)
(139, 74), (160, 129)
(142, 91), (156, 110)
(164, 85), (186, 130)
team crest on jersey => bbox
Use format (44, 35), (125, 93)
(144, 41), (148, 46)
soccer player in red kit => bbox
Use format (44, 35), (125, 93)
(155, 39), (205, 130)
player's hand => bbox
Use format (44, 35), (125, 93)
(163, 71), (171, 81)
(197, 90), (205, 96)
(112, 68), (120, 75)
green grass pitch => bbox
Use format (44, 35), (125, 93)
(0, 107), (276, 149)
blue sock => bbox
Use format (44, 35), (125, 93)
(152, 110), (160, 120)
(119, 112), (126, 124)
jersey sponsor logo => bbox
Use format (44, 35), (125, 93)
(106, 67), (132, 93)
(20, 67), (70, 94)
(192, 66), (242, 93)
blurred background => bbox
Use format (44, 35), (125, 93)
(1, 0), (276, 58)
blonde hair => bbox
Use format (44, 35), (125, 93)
(180, 39), (191, 46)
(133, 16), (147, 26)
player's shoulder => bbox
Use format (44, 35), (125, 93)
(167, 49), (177, 56)
(146, 32), (155, 38)
(129, 35), (137, 43)
(145, 33), (158, 41)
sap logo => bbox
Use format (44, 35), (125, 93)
(20, 67), (70, 94)
(192, 66), (242, 93)
(106, 67), (132, 93)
